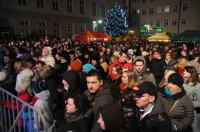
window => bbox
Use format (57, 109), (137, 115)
(164, 5), (170, 12)
(92, 1), (96, 16)
(173, 5), (179, 12)
(149, 21), (153, 26)
(52, 0), (59, 11)
(67, 24), (73, 38)
(149, 8), (153, 14)
(37, 0), (44, 8)
(53, 22), (61, 28)
(80, 23), (86, 33)
(80, 0), (84, 15)
(172, 19), (177, 26)
(102, 4), (106, 17)
(156, 20), (160, 26)
(164, 20), (169, 26)
(38, 21), (46, 27)
(39, 29), (47, 35)
(142, 9), (146, 15)
(20, 20), (29, 26)
(157, 6), (162, 13)
(182, 3), (188, 11)
(181, 18), (186, 25)
(54, 30), (61, 37)
(67, 0), (72, 13)
(18, 0), (27, 6)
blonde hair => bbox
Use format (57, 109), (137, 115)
(39, 65), (53, 79)
(123, 70), (139, 89)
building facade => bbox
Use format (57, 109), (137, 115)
(0, 0), (114, 38)
(130, 0), (200, 36)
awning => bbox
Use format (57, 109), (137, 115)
(147, 32), (170, 42)
(173, 30), (200, 42)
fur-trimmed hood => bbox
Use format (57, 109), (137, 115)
(15, 68), (34, 93)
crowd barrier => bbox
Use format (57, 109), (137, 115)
(0, 87), (44, 132)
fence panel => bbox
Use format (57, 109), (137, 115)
(0, 87), (44, 132)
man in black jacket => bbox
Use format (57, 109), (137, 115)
(84, 70), (113, 131)
(134, 81), (172, 132)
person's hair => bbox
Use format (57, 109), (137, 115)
(110, 55), (118, 62)
(184, 66), (199, 86)
(68, 94), (89, 114)
(123, 70), (139, 89)
(119, 51), (127, 56)
(113, 64), (123, 75)
(39, 65), (53, 79)
(36, 60), (45, 66)
(134, 59), (144, 65)
(14, 58), (28, 71)
(165, 52), (171, 57)
(87, 70), (103, 81)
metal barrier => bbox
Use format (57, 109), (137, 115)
(0, 87), (43, 132)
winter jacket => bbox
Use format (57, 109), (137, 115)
(107, 77), (122, 102)
(150, 58), (166, 86)
(121, 88), (138, 132)
(183, 82), (200, 109)
(56, 113), (88, 132)
(84, 83), (113, 131)
(34, 90), (53, 132)
(183, 82), (200, 132)
(160, 90), (194, 132)
(139, 98), (172, 132)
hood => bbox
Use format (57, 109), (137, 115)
(15, 68), (34, 92)
(133, 56), (146, 75)
(62, 70), (80, 93)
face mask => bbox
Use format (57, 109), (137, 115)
(164, 86), (173, 97)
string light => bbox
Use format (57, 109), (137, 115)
(104, 2), (129, 39)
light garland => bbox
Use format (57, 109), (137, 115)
(104, 2), (129, 39)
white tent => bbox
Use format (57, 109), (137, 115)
(147, 32), (170, 42)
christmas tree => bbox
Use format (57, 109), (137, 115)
(104, 2), (129, 39)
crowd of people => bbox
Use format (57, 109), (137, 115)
(0, 37), (200, 132)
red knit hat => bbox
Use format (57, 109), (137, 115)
(70, 59), (82, 72)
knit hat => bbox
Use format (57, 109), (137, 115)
(82, 63), (96, 73)
(100, 103), (124, 130)
(70, 59), (82, 72)
(134, 81), (157, 97)
(168, 73), (184, 87)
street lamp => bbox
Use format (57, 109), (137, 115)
(93, 19), (103, 31)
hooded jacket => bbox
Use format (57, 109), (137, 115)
(133, 56), (156, 85)
(62, 70), (81, 99)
